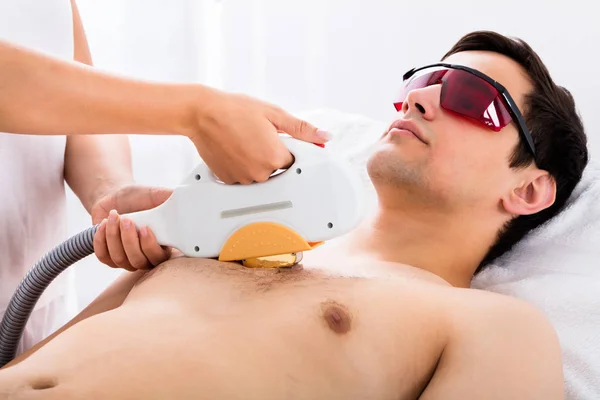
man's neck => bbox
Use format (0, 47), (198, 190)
(335, 206), (496, 288)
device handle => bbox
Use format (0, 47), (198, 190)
(280, 136), (327, 162)
(180, 162), (218, 185)
(180, 136), (326, 186)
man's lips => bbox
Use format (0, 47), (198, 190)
(387, 119), (428, 144)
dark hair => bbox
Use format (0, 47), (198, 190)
(441, 30), (588, 273)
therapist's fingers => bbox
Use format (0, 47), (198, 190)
(119, 218), (152, 270)
(105, 210), (135, 272)
(268, 108), (330, 144)
(94, 219), (118, 269)
(139, 227), (171, 267)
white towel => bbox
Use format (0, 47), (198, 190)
(471, 159), (600, 400)
(296, 108), (600, 400)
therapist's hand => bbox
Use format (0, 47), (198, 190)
(188, 90), (331, 184)
(91, 185), (173, 271)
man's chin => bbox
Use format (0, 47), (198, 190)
(366, 150), (422, 188)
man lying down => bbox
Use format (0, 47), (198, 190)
(0, 30), (588, 400)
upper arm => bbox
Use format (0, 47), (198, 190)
(419, 295), (564, 400)
(64, 0), (133, 210)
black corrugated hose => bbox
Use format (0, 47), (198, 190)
(0, 225), (99, 368)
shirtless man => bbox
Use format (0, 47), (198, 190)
(0, 30), (588, 399)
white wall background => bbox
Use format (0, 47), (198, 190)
(69, 0), (600, 310)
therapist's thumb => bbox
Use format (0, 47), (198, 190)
(272, 112), (331, 144)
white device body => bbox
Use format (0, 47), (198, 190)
(124, 137), (366, 258)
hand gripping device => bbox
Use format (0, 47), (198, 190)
(125, 136), (365, 265)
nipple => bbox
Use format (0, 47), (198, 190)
(321, 300), (352, 335)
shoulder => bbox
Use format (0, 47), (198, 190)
(420, 288), (564, 399)
(452, 288), (562, 363)
(455, 288), (560, 343)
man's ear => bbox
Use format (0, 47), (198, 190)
(502, 171), (556, 216)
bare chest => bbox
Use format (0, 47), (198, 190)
(114, 260), (450, 399)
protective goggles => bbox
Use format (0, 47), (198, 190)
(394, 62), (536, 158)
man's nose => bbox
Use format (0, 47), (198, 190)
(400, 85), (441, 121)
